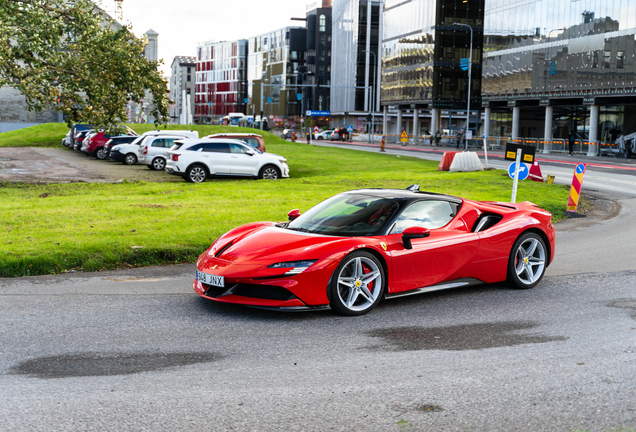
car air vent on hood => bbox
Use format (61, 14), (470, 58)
(214, 241), (233, 258)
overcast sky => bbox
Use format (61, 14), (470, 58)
(114, 0), (309, 76)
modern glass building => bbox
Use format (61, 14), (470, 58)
(482, 0), (636, 149)
(330, 0), (382, 131)
(194, 39), (248, 123)
(380, 0), (484, 136)
(304, 1), (333, 113)
(247, 27), (306, 123)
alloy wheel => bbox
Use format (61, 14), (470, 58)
(336, 256), (382, 313)
(514, 237), (546, 285)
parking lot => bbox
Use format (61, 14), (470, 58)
(0, 147), (181, 183)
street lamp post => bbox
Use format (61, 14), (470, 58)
(453, 22), (473, 150)
(362, 49), (376, 144)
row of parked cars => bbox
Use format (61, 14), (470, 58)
(62, 126), (290, 182)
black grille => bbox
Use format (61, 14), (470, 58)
(203, 283), (296, 301)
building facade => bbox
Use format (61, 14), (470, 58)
(330, 0), (382, 131)
(380, 0), (485, 138)
(247, 27), (306, 126)
(194, 39), (248, 123)
(169, 56), (196, 124)
(482, 0), (636, 151)
(304, 1), (333, 114)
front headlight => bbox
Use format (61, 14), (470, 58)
(268, 260), (317, 275)
(112, 146), (121, 151)
(279, 158), (288, 164)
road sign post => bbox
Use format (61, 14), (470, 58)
(567, 163), (587, 213)
(400, 131), (409, 146)
(510, 149), (523, 203)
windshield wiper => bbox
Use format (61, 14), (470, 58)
(287, 227), (311, 233)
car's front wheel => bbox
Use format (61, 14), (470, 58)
(185, 165), (207, 183)
(259, 165), (281, 180)
(123, 153), (137, 165)
(329, 251), (385, 316)
(506, 232), (547, 289)
(150, 157), (166, 171)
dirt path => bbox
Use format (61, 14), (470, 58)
(0, 147), (181, 183)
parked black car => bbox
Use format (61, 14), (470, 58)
(69, 124), (94, 149)
(104, 136), (138, 158)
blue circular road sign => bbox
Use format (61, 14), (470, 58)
(508, 162), (529, 180)
(575, 163), (586, 174)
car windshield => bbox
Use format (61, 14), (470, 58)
(287, 193), (399, 236)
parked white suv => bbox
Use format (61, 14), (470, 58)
(111, 130), (199, 165)
(166, 138), (289, 183)
(138, 135), (192, 170)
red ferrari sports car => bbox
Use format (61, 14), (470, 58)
(194, 186), (555, 315)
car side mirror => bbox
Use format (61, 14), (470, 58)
(402, 226), (430, 249)
(246, 149), (255, 156)
(288, 209), (300, 221)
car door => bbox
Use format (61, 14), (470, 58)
(148, 138), (165, 159)
(385, 200), (480, 293)
(200, 142), (231, 175)
(229, 143), (259, 175)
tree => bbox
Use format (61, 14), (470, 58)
(0, 0), (170, 128)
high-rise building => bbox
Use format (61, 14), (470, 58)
(169, 56), (196, 124)
(304, 1), (333, 113)
(194, 39), (248, 123)
(380, 0), (484, 138)
(330, 0), (382, 132)
(247, 27), (306, 125)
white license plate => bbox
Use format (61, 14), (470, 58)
(197, 270), (224, 287)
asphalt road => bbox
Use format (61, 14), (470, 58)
(1, 264), (635, 431)
(2, 141), (636, 431)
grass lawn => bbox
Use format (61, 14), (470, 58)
(0, 123), (571, 278)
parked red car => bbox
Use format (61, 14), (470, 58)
(82, 128), (137, 159)
(194, 186), (555, 315)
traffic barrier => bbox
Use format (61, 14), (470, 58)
(528, 161), (544, 182)
(438, 151), (458, 171)
(449, 152), (484, 172)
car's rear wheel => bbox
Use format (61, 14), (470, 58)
(95, 147), (106, 160)
(151, 157), (166, 171)
(185, 165), (207, 183)
(330, 251), (385, 316)
(123, 153), (137, 165)
(317, 136), (323, 140)
(259, 165), (280, 180)
(506, 232), (547, 289)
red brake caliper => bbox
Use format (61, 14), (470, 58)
(362, 263), (374, 293)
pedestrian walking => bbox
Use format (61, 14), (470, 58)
(434, 130), (442, 146)
(568, 132), (576, 156)
(455, 130), (462, 149)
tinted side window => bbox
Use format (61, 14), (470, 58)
(244, 138), (259, 148)
(164, 138), (178, 148)
(202, 143), (230, 153)
(390, 201), (455, 234)
(151, 138), (165, 147)
(186, 144), (204, 151)
(229, 143), (250, 154)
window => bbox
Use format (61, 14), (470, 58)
(319, 14), (326, 32)
(617, 50), (625, 69)
(604, 51), (611, 68)
(229, 143), (250, 154)
(390, 201), (455, 234)
(187, 67), (191, 73)
(151, 139), (165, 148)
(199, 143), (230, 153)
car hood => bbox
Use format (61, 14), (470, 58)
(213, 226), (352, 264)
